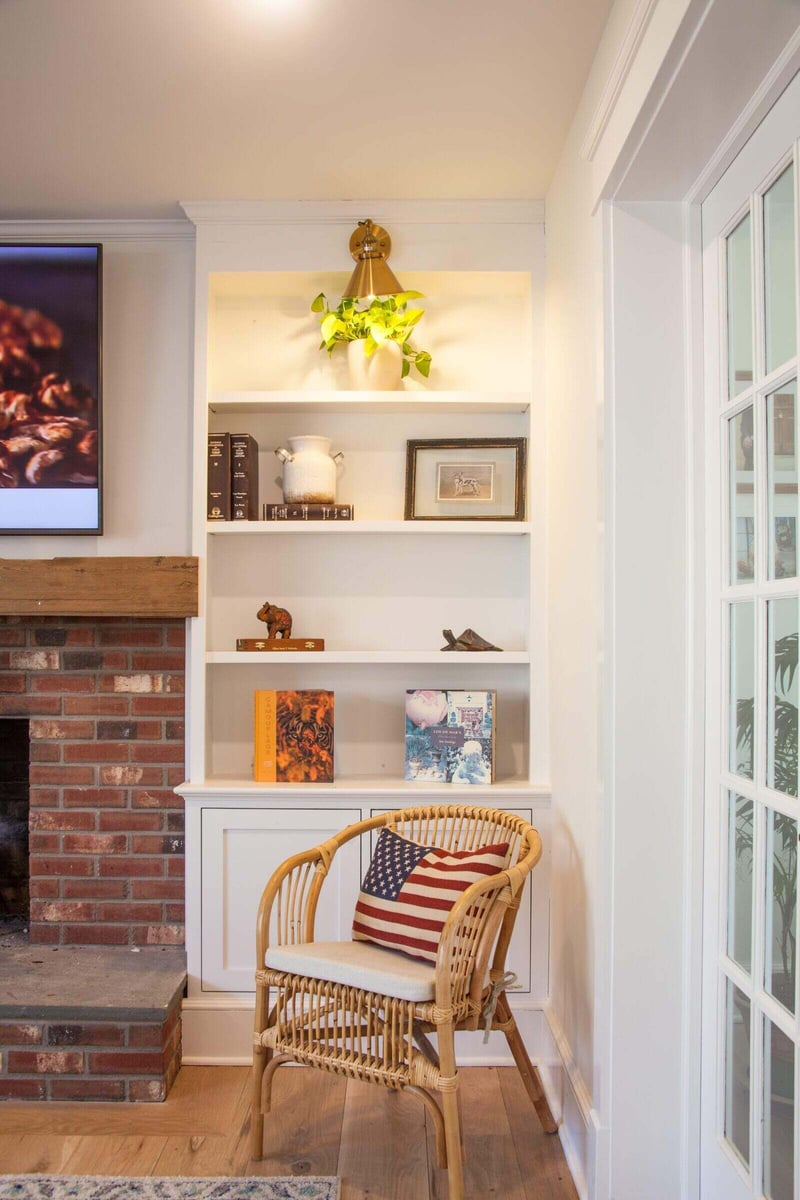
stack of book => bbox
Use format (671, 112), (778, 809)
(207, 432), (259, 521)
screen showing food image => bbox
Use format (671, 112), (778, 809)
(0, 244), (102, 533)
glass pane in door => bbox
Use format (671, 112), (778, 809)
(728, 214), (754, 398)
(767, 598), (799, 797)
(763, 1017), (795, 1200)
(765, 807), (798, 1014)
(764, 165), (797, 374)
(768, 379), (798, 579)
(731, 603), (755, 778)
(728, 793), (754, 972)
(725, 979), (751, 1166)
(731, 408), (756, 582)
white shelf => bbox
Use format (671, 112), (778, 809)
(178, 776), (551, 803)
(207, 650), (528, 665)
(207, 519), (532, 536)
(209, 390), (530, 415)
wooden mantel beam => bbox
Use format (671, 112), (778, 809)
(0, 557), (199, 618)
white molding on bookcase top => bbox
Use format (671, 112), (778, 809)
(177, 777), (552, 803)
(207, 520), (532, 536)
(579, 0), (659, 163)
(181, 199), (545, 227)
(0, 219), (193, 242)
(206, 649), (529, 665)
(209, 390), (531, 415)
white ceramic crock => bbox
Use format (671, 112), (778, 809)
(274, 435), (344, 503)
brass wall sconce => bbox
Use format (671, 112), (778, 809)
(342, 218), (403, 299)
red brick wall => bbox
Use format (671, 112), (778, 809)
(0, 1004), (182, 1101)
(0, 617), (186, 946)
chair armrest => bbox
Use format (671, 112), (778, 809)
(433, 871), (513, 1015)
(255, 839), (338, 963)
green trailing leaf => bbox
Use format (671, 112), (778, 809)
(415, 351), (432, 378)
(320, 312), (339, 343)
(309, 290), (433, 380)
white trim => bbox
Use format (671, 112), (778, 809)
(180, 199), (545, 227)
(603, 0), (717, 205)
(543, 1003), (593, 1129)
(681, 198), (705, 1200)
(580, 0), (659, 163)
(686, 28), (800, 204)
(557, 1118), (590, 1200)
(0, 219), (192, 242)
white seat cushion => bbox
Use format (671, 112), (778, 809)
(265, 939), (436, 1002)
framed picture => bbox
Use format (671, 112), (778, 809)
(0, 243), (103, 534)
(404, 437), (526, 520)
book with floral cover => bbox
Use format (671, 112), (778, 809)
(404, 689), (495, 784)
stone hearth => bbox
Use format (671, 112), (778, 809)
(0, 936), (185, 1101)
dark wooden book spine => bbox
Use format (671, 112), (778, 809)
(207, 433), (231, 521)
(231, 433), (259, 521)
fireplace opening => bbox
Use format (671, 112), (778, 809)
(0, 718), (29, 937)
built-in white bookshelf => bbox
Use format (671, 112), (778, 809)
(177, 202), (550, 1062)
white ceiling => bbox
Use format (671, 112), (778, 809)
(1, 0), (610, 219)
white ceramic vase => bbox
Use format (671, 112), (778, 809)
(347, 338), (403, 391)
(274, 435), (344, 504)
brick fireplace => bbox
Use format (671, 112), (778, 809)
(0, 555), (197, 1101)
(0, 615), (186, 946)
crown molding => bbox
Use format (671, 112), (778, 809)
(580, 0), (659, 163)
(685, 23), (800, 203)
(0, 219), (192, 242)
(180, 199), (545, 227)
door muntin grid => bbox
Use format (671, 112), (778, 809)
(718, 144), (800, 1196)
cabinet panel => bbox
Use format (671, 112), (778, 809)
(201, 806), (361, 991)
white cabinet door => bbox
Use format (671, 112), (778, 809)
(201, 806), (362, 992)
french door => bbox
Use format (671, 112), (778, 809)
(702, 72), (800, 1200)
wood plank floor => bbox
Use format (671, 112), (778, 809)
(0, 1065), (578, 1200)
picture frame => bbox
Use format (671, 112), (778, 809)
(0, 243), (103, 535)
(404, 437), (526, 520)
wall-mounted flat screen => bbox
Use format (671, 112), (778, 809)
(0, 244), (102, 534)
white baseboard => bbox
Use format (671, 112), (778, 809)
(541, 1004), (603, 1200)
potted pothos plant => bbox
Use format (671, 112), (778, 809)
(311, 292), (432, 390)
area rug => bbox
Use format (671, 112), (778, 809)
(0, 1179), (340, 1200)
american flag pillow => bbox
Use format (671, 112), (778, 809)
(352, 826), (510, 964)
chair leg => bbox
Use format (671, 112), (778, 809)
(495, 992), (558, 1134)
(438, 1022), (465, 1200)
(251, 982), (270, 1160)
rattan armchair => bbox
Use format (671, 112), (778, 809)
(251, 804), (557, 1200)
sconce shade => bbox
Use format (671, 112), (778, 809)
(342, 219), (403, 298)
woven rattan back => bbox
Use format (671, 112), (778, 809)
(385, 804), (530, 867)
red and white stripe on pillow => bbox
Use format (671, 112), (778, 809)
(352, 826), (510, 964)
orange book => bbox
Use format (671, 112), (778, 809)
(254, 690), (334, 784)
(254, 690), (277, 783)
